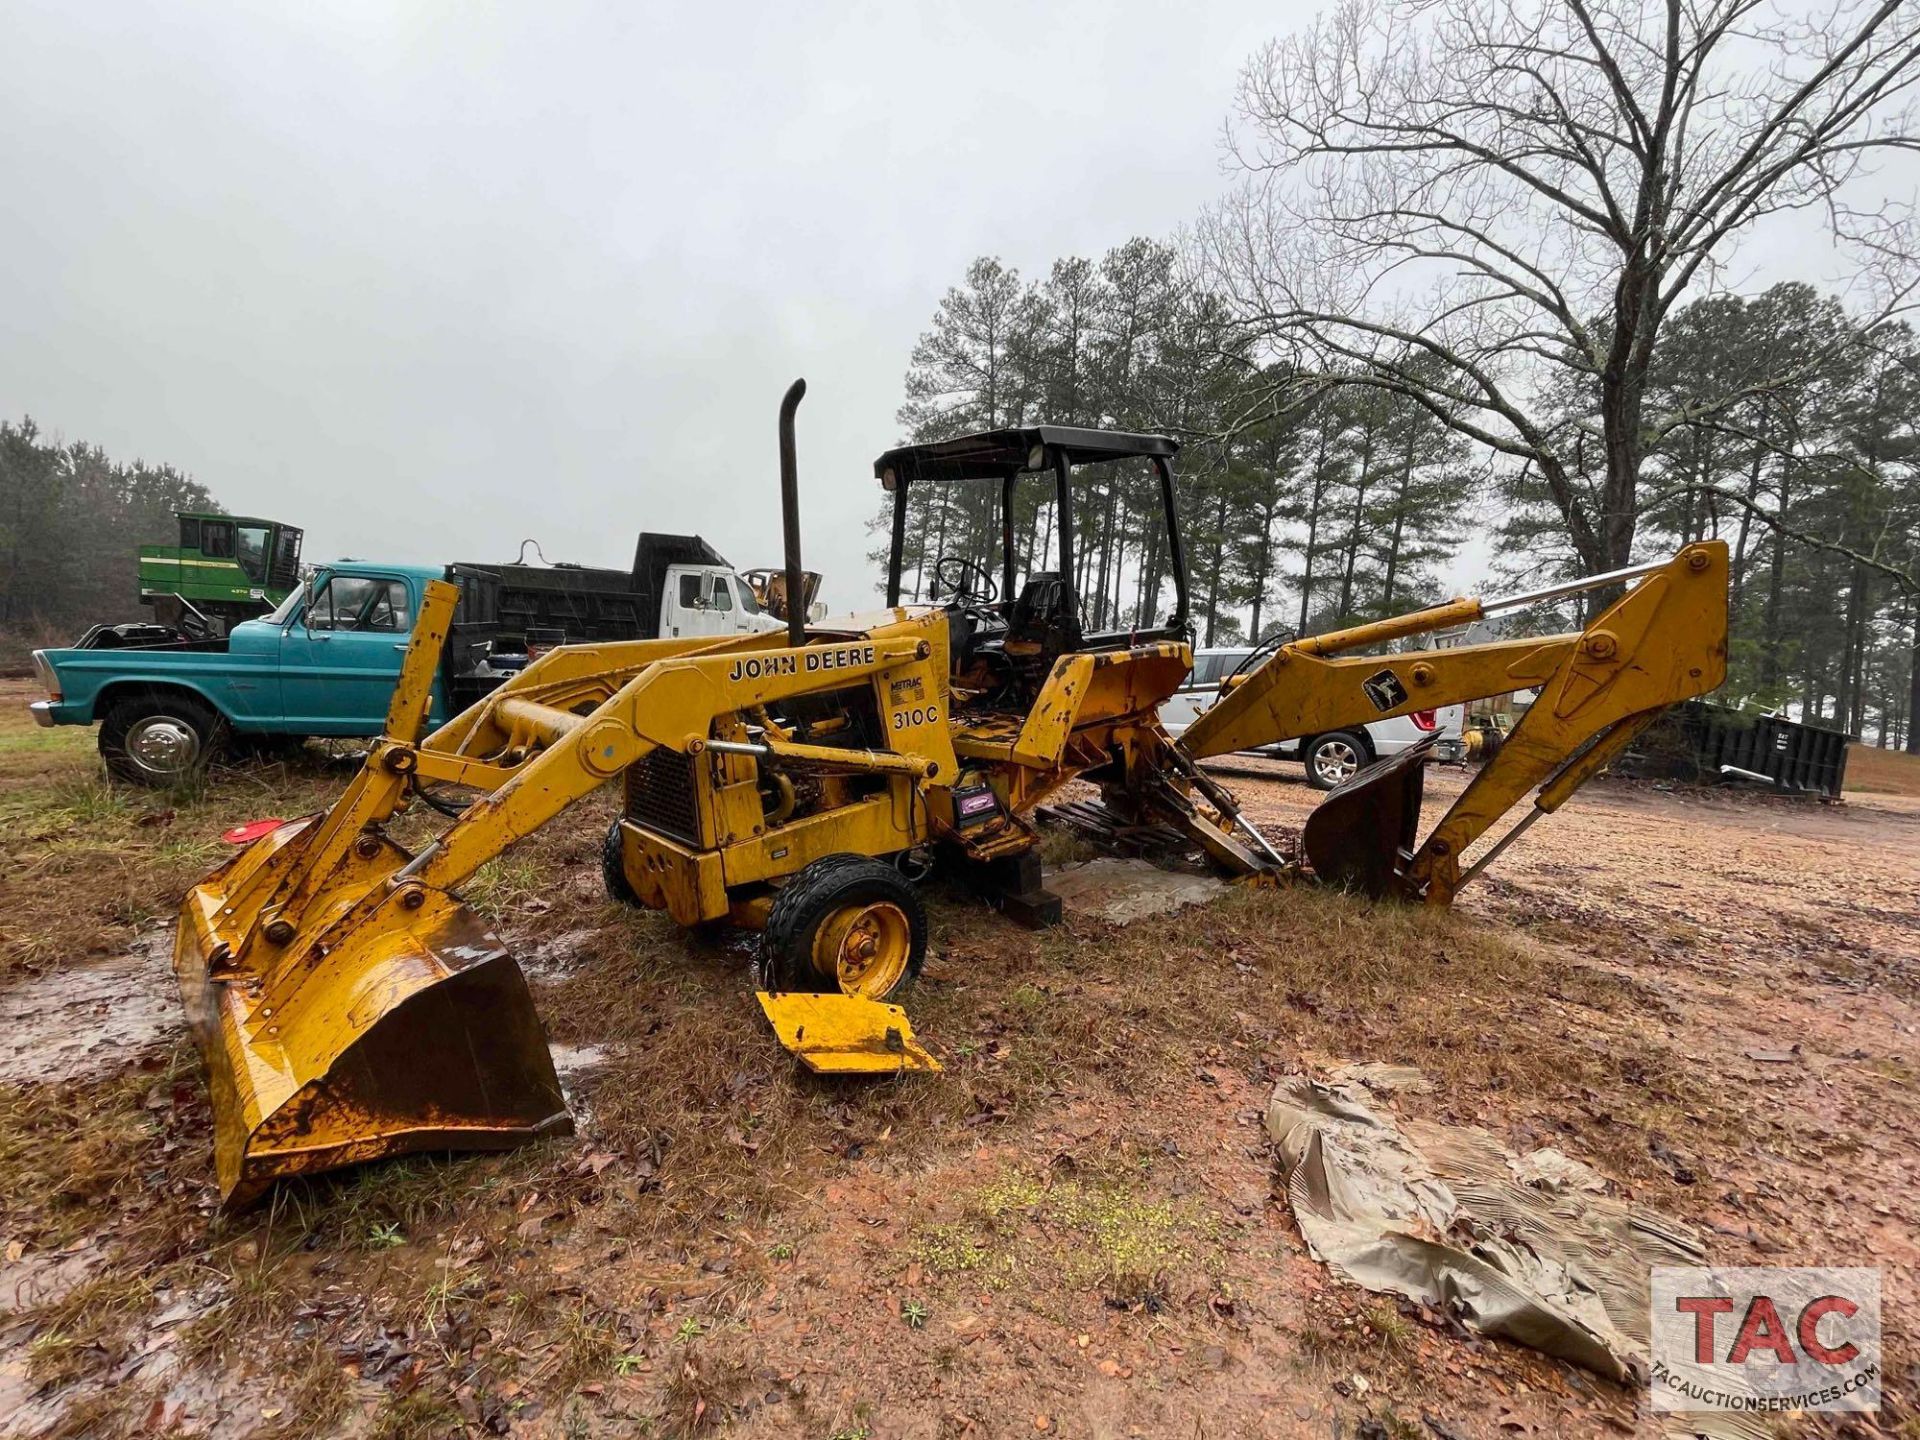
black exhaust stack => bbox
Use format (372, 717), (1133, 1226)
(778, 378), (808, 649)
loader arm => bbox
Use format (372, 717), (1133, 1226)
(1178, 543), (1729, 903)
(176, 595), (946, 1203)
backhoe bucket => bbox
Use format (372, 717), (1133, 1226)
(176, 823), (570, 1208)
(1300, 737), (1436, 900)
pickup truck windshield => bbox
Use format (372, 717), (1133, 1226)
(267, 586), (303, 624)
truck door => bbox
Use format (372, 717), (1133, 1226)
(1162, 650), (1244, 739)
(280, 573), (414, 732)
(664, 567), (723, 637)
(711, 574), (761, 633)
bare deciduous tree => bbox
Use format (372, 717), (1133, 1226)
(1203, 0), (1920, 584)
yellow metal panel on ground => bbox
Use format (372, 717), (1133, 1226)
(755, 992), (940, 1074)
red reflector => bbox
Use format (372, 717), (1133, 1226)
(222, 818), (285, 845)
(1411, 709), (1438, 732)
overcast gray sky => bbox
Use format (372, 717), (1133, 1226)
(4, 0), (1298, 611)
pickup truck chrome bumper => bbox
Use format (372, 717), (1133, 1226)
(28, 700), (56, 728)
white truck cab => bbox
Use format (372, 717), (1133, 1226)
(665, 565), (785, 638)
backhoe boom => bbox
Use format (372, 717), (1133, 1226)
(1178, 544), (1730, 902)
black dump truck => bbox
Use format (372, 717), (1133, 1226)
(470, 533), (816, 658)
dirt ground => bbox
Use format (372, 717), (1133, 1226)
(1, 676), (1915, 1439)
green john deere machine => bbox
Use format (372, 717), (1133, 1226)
(136, 513), (304, 635)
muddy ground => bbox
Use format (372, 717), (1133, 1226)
(1, 679), (1916, 1439)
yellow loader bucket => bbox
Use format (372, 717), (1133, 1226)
(167, 578), (573, 1207)
(177, 819), (569, 1208)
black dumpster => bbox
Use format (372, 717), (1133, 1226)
(1617, 700), (1850, 798)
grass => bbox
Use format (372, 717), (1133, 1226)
(0, 1064), (198, 1250)
(1363, 1301), (1415, 1356)
(911, 1162), (1216, 1306)
(257, 1340), (356, 1439)
(1295, 1293), (1423, 1384)
(1037, 824), (1100, 868)
(0, 828), (1733, 1433)
(464, 850), (553, 920)
(550, 1300), (626, 1388)
(907, 1224), (990, 1278)
(659, 1339), (750, 1434)
(0, 681), (342, 977)
(368, 1391), (465, 1440)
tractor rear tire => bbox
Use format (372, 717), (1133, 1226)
(99, 693), (226, 788)
(601, 817), (640, 906)
(759, 854), (925, 999)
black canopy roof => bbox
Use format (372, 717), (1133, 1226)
(874, 425), (1179, 486)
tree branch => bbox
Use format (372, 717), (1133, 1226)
(1639, 483), (1919, 593)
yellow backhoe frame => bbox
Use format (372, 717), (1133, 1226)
(174, 382), (1729, 1205)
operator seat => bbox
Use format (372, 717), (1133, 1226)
(1005, 573), (1082, 659)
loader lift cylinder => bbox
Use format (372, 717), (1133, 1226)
(779, 377), (808, 648)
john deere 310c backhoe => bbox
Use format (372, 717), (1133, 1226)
(175, 381), (1728, 1205)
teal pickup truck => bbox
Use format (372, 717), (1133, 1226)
(30, 537), (800, 786)
(29, 561), (502, 785)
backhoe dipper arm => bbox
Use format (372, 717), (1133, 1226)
(1178, 544), (1730, 902)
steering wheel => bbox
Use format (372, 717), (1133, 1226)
(932, 555), (998, 604)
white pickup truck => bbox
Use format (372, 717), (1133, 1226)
(1162, 645), (1465, 789)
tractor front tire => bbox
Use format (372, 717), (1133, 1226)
(601, 817), (640, 906)
(99, 693), (226, 788)
(759, 855), (925, 1000)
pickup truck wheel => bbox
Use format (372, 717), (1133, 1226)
(100, 695), (225, 788)
(1303, 731), (1369, 791)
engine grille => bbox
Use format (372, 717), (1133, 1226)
(625, 748), (701, 844)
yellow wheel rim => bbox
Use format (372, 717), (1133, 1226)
(812, 901), (912, 999)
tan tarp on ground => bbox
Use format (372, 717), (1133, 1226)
(1266, 1064), (1705, 1384)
